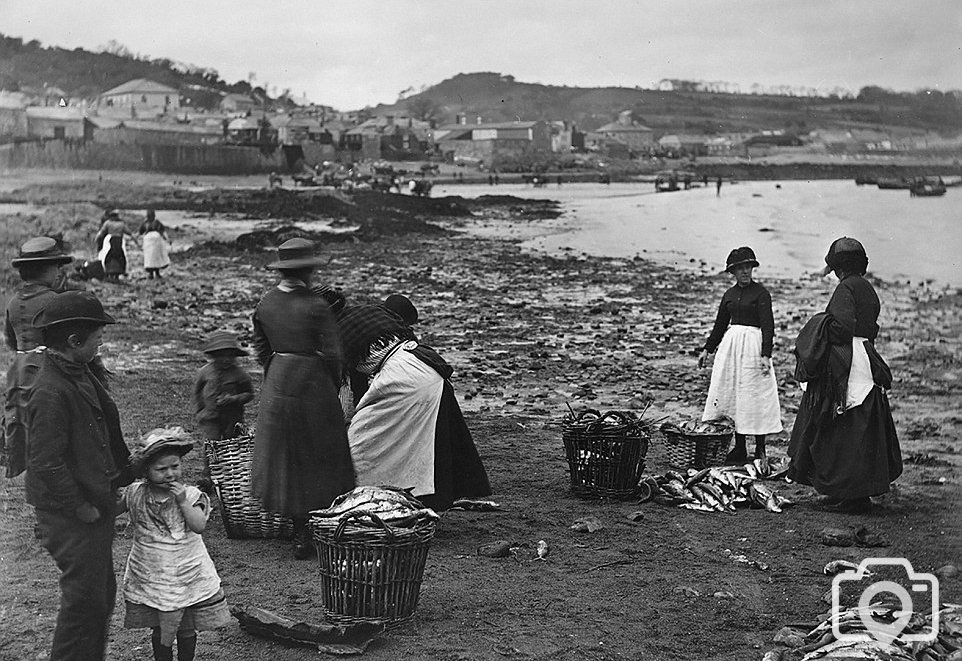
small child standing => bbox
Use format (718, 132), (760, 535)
(193, 331), (254, 441)
(119, 428), (230, 661)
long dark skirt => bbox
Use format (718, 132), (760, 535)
(788, 387), (902, 500)
(102, 235), (127, 276)
(252, 354), (354, 516)
(417, 382), (492, 511)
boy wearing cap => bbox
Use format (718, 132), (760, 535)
(193, 331), (254, 442)
(25, 290), (133, 661)
(3, 237), (74, 477)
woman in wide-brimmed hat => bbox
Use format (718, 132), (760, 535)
(697, 246), (783, 464)
(249, 238), (355, 559)
(94, 209), (133, 283)
(787, 237), (902, 513)
(2, 237), (74, 477)
(337, 303), (491, 511)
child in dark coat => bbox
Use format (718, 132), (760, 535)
(193, 332), (254, 442)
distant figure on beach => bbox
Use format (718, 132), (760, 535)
(698, 246), (782, 465)
(95, 209), (133, 283)
(139, 209), (170, 280)
(488, 174), (494, 186)
(703, 174), (709, 186)
(494, 172), (500, 185)
(716, 176), (723, 197)
(557, 175), (563, 186)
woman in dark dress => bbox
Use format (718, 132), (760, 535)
(787, 237), (902, 513)
(250, 238), (354, 558)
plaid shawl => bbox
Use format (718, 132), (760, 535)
(336, 304), (413, 367)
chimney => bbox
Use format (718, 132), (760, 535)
(476, 116), (482, 125)
(456, 113), (466, 125)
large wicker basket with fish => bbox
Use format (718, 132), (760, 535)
(659, 417), (733, 469)
(561, 409), (651, 499)
(310, 486), (438, 628)
(204, 431), (293, 539)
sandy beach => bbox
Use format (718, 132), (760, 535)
(0, 177), (959, 661)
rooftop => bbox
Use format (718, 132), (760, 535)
(100, 78), (179, 97)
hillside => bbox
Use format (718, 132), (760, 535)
(380, 72), (962, 136)
(0, 33), (274, 109)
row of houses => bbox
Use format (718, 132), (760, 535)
(1, 78), (948, 169)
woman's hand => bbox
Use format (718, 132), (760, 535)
(697, 350), (710, 368)
(760, 356), (773, 374)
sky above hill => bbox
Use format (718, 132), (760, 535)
(2, 0), (960, 110)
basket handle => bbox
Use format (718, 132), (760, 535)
(332, 511), (396, 542)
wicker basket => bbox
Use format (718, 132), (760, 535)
(312, 511), (435, 628)
(561, 410), (650, 499)
(660, 423), (733, 469)
(204, 434), (293, 540)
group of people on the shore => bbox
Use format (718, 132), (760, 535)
(91, 208), (172, 283)
(2, 223), (905, 660)
(698, 240), (902, 513)
(2, 232), (491, 660)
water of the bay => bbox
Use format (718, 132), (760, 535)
(431, 179), (961, 288)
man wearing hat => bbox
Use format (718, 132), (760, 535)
(25, 290), (133, 660)
(193, 331), (254, 442)
(2, 237), (74, 477)
(250, 238), (355, 559)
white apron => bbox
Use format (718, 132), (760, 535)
(142, 230), (170, 270)
(348, 342), (444, 497)
(702, 325), (783, 435)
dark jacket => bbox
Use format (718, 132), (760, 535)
(6, 282), (61, 351)
(25, 353), (132, 513)
(825, 274), (881, 343)
(703, 281), (776, 357)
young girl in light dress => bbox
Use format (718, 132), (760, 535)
(118, 428), (230, 661)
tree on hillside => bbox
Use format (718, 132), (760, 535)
(407, 96), (442, 123)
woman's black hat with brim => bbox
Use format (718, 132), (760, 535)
(724, 246), (759, 273)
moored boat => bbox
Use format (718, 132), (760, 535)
(876, 177), (912, 190)
(909, 176), (947, 197)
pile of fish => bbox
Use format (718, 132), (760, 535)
(309, 485), (439, 531)
(663, 418), (736, 435)
(651, 459), (792, 514)
(763, 602), (962, 660)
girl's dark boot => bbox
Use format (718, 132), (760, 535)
(754, 434), (767, 459)
(176, 632), (197, 661)
(725, 433), (748, 465)
(151, 628), (174, 661)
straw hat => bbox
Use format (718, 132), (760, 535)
(11, 237), (73, 267)
(202, 331), (247, 355)
(31, 291), (116, 329)
(267, 238), (325, 269)
(131, 427), (193, 474)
